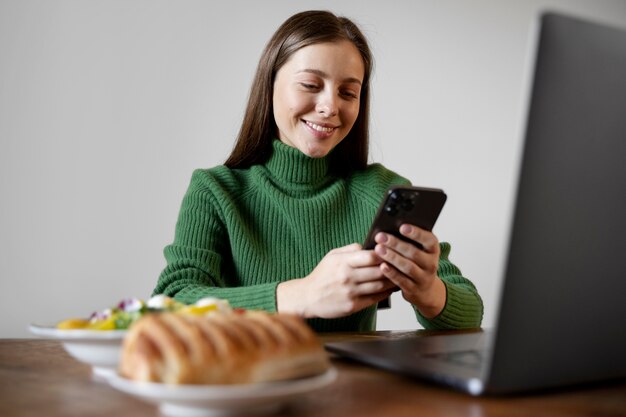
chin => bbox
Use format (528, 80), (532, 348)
(302, 146), (331, 158)
(300, 140), (339, 159)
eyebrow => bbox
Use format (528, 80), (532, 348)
(297, 68), (362, 85)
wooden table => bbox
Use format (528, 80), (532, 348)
(2, 334), (626, 417)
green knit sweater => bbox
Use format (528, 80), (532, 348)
(153, 140), (483, 332)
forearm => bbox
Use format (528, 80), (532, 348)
(413, 242), (484, 329)
(415, 277), (484, 329)
(153, 244), (281, 312)
(154, 268), (280, 312)
(175, 281), (280, 312)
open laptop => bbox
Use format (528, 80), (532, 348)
(326, 12), (626, 395)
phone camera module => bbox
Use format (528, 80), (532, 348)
(384, 203), (398, 216)
(400, 199), (414, 211)
(396, 190), (417, 212)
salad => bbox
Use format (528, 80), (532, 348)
(56, 295), (233, 330)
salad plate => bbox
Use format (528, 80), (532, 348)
(29, 323), (126, 379)
(27, 295), (206, 378)
(107, 367), (338, 417)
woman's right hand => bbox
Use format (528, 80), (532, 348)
(277, 243), (396, 318)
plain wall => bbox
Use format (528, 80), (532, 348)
(2, 0), (626, 337)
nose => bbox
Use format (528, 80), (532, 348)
(316, 92), (338, 117)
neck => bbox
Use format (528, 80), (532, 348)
(264, 140), (331, 185)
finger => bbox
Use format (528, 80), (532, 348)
(346, 249), (382, 269)
(352, 278), (397, 296)
(379, 262), (418, 292)
(375, 232), (422, 261)
(399, 224), (439, 254)
(354, 287), (396, 307)
(383, 241), (440, 281)
(375, 245), (422, 282)
(328, 243), (363, 256)
(349, 265), (385, 283)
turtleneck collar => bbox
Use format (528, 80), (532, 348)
(264, 140), (331, 186)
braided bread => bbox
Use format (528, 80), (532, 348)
(118, 311), (330, 384)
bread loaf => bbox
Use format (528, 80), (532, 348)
(119, 310), (330, 384)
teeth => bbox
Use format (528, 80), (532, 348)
(306, 121), (334, 132)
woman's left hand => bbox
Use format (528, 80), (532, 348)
(373, 224), (446, 319)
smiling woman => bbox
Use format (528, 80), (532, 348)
(151, 10), (484, 333)
(223, 10), (374, 175)
(273, 41), (364, 158)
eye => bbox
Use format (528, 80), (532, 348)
(300, 83), (320, 90)
(340, 89), (359, 99)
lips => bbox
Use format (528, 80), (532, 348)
(304, 120), (337, 133)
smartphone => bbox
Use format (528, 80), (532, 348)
(364, 186), (447, 309)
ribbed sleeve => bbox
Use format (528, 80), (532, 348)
(153, 140), (484, 332)
(415, 243), (484, 329)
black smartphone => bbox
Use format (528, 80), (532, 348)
(364, 186), (447, 309)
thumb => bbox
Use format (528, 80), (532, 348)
(330, 243), (362, 254)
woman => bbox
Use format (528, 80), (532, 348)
(153, 10), (483, 332)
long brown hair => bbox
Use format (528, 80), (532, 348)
(224, 10), (373, 176)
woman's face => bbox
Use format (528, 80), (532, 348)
(272, 40), (365, 158)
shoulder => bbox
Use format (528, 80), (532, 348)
(347, 163), (411, 204)
(189, 163), (260, 189)
(185, 165), (255, 203)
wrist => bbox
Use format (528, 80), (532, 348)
(413, 277), (447, 319)
(276, 278), (308, 317)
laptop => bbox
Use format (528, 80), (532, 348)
(326, 12), (626, 395)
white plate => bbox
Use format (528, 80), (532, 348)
(29, 323), (126, 379)
(108, 368), (338, 417)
